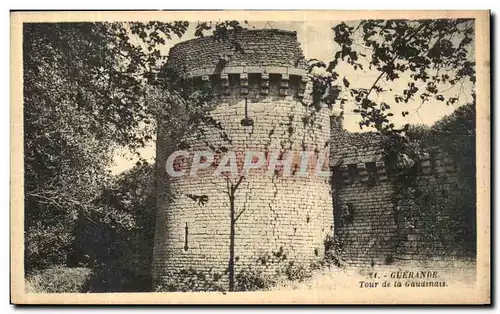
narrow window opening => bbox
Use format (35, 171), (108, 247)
(184, 223), (189, 251)
(366, 162), (378, 186)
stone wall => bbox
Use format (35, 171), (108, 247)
(394, 146), (476, 261)
(330, 118), (399, 266)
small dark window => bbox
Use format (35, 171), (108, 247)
(184, 223), (189, 251)
(347, 164), (357, 183)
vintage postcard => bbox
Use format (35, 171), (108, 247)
(10, 10), (490, 304)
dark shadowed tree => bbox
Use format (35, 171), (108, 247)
(72, 163), (156, 292)
(396, 103), (476, 256)
(23, 21), (189, 271)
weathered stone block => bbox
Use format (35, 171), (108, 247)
(265, 66), (288, 74)
(223, 66), (245, 74)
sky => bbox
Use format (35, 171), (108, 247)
(110, 20), (475, 174)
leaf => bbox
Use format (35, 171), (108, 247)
(343, 77), (350, 88)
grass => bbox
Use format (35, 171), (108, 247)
(25, 266), (93, 293)
(24, 259), (476, 293)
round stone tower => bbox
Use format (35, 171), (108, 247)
(153, 29), (333, 290)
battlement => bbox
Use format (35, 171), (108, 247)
(186, 69), (309, 99)
(335, 161), (389, 185)
(166, 28), (310, 100)
(333, 153), (457, 187)
(329, 117), (459, 187)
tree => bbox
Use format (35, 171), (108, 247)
(225, 175), (245, 291)
(23, 21), (189, 271)
(72, 162), (156, 292)
(395, 103), (476, 257)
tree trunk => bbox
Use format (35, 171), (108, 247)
(228, 194), (236, 291)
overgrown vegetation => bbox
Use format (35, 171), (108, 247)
(154, 268), (227, 292)
(389, 103), (476, 258)
(25, 267), (93, 293)
(324, 234), (348, 268)
(309, 19), (475, 134)
(71, 163), (157, 292)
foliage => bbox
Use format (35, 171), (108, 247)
(22, 19), (243, 289)
(252, 247), (317, 288)
(392, 103), (476, 257)
(25, 267), (93, 293)
(234, 262), (313, 291)
(154, 268), (226, 292)
(427, 102), (476, 180)
(234, 267), (276, 291)
(309, 19), (475, 134)
(281, 262), (313, 282)
(23, 21), (189, 272)
(397, 179), (475, 257)
(71, 163), (156, 292)
(324, 234), (347, 268)
(392, 102), (475, 174)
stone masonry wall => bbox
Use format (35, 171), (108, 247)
(330, 118), (398, 267)
(167, 29), (308, 79)
(153, 29), (333, 290)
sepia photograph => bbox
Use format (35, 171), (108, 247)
(10, 10), (490, 304)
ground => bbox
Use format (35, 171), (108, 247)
(274, 259), (477, 291)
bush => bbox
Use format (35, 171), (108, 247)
(71, 163), (156, 292)
(24, 219), (75, 272)
(235, 248), (317, 291)
(394, 103), (476, 258)
(324, 234), (347, 267)
(25, 267), (93, 293)
(154, 268), (226, 292)
(281, 261), (312, 282)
